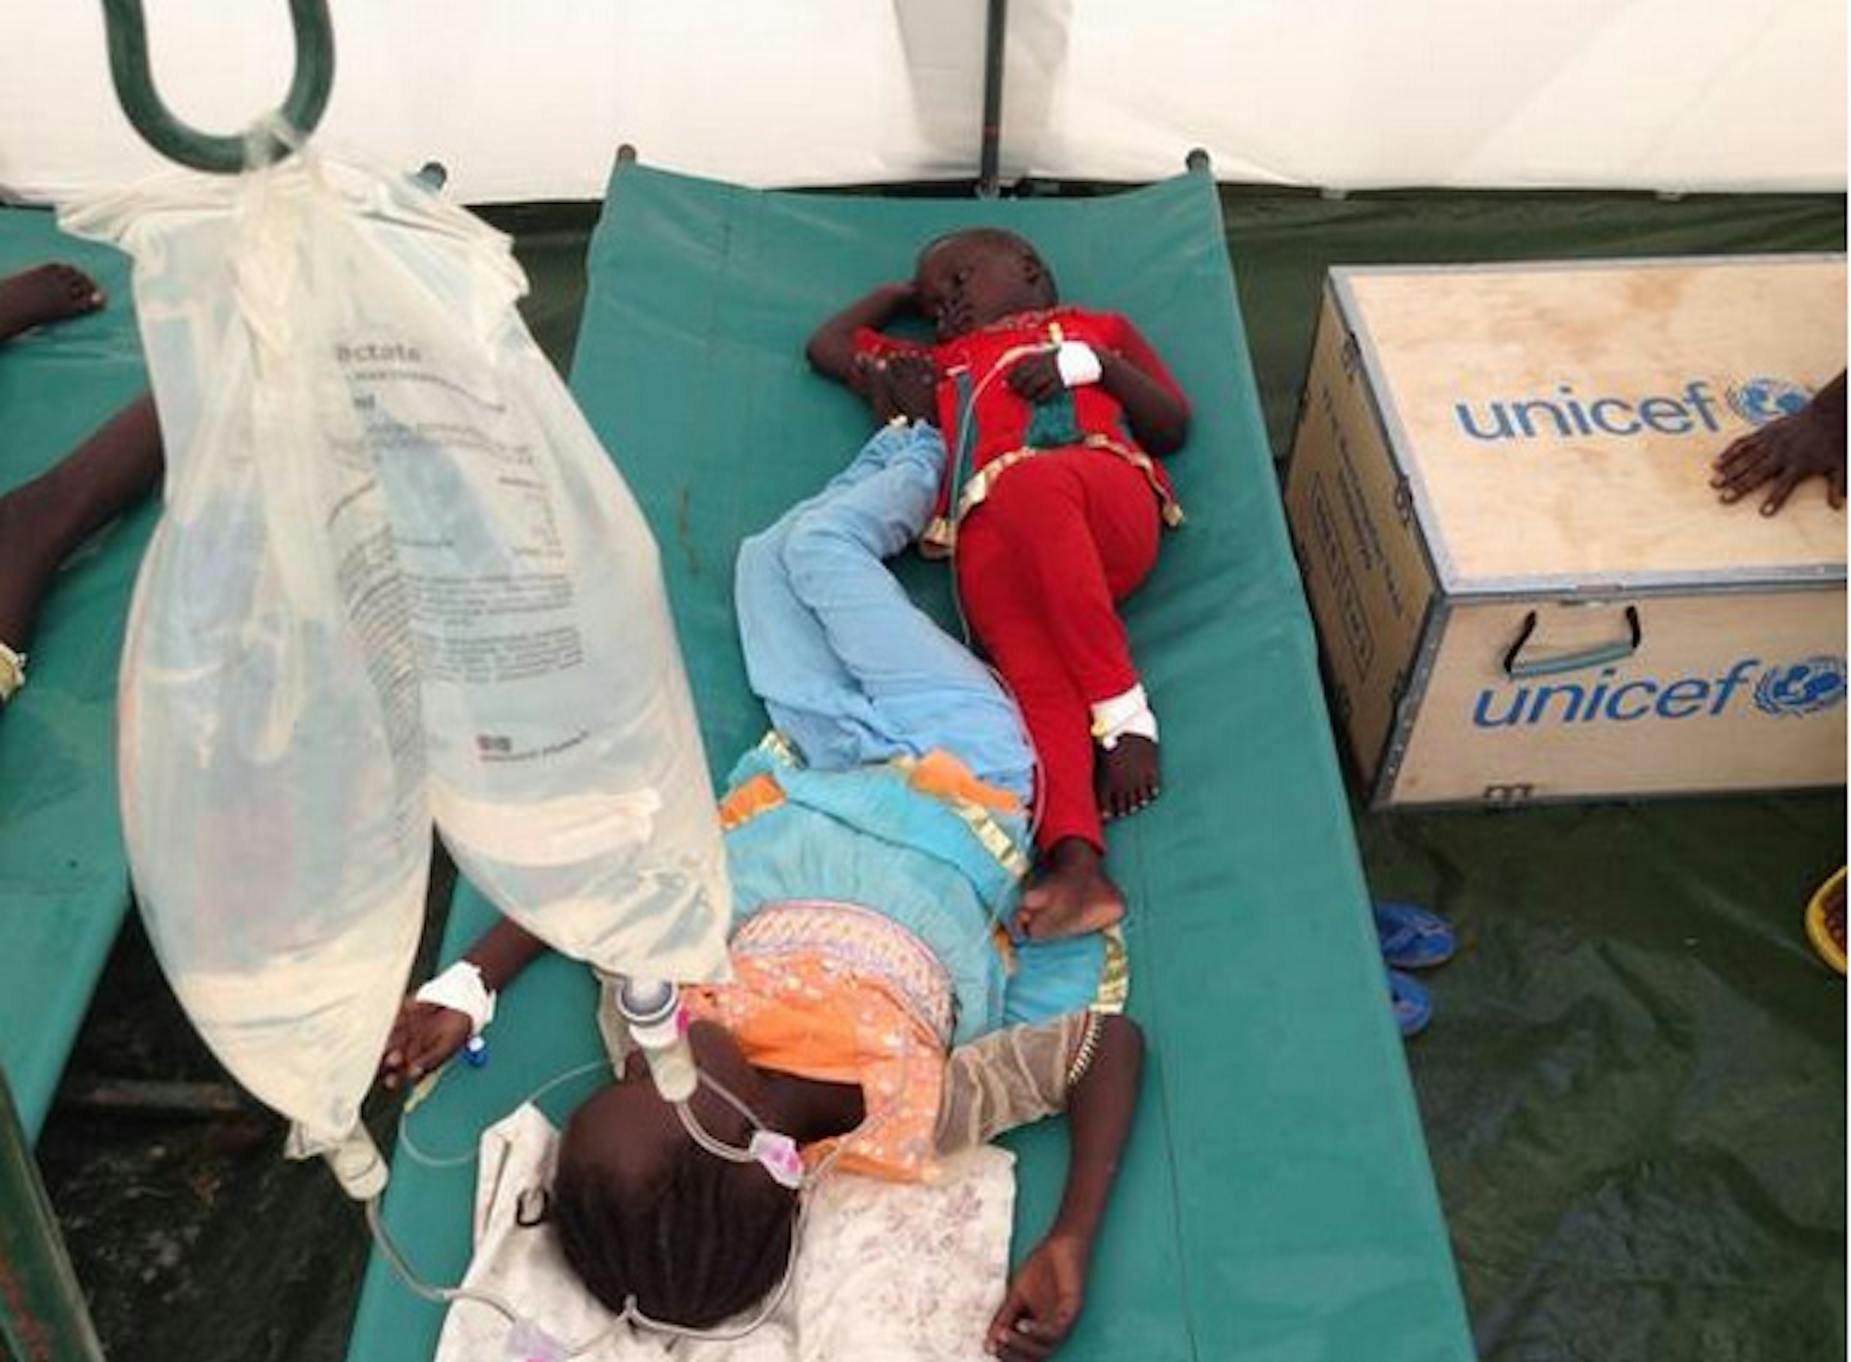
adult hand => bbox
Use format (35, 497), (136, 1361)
(1006, 350), (1064, 404)
(1711, 390), (1847, 515)
(985, 1233), (1089, 1361)
(377, 997), (471, 1091)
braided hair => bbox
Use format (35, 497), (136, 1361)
(550, 1104), (798, 1330)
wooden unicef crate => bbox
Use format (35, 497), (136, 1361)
(1284, 255), (1847, 807)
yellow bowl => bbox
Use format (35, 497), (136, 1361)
(1804, 866), (1847, 976)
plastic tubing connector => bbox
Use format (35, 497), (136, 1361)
(323, 1124), (389, 1200)
(615, 977), (697, 1103)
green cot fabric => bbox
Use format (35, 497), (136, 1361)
(0, 212), (150, 1141)
(348, 164), (1473, 1361)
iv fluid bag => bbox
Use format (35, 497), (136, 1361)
(63, 155), (731, 1157)
(348, 182), (732, 987)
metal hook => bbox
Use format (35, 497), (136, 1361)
(100, 0), (335, 173)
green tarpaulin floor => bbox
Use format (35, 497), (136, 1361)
(24, 181), (1847, 1362)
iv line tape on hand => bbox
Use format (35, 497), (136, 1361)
(415, 961), (497, 1038)
(1056, 340), (1102, 388)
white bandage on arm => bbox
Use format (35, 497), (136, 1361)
(1055, 340), (1103, 388)
(414, 960), (497, 1038)
(1090, 683), (1158, 752)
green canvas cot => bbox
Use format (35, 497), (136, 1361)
(0, 213), (151, 1141)
(341, 158), (1474, 1361)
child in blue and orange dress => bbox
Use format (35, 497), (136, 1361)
(805, 229), (1191, 940)
(378, 406), (1143, 1359)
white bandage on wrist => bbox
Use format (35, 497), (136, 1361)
(1090, 683), (1159, 752)
(1056, 340), (1103, 388)
(414, 961), (496, 1038)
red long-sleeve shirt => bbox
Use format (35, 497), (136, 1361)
(853, 306), (1188, 553)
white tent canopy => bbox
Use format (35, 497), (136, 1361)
(1, 0), (1844, 205)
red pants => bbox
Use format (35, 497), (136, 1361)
(955, 449), (1161, 854)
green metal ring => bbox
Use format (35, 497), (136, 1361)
(100, 0), (335, 173)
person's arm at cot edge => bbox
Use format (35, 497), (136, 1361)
(984, 1014), (1144, 1362)
(377, 917), (551, 1091)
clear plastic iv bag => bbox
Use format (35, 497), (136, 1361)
(63, 153), (731, 1165)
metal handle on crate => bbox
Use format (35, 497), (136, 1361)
(1502, 605), (1642, 679)
(100, 0), (335, 173)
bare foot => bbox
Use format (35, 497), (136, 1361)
(0, 263), (105, 342)
(1017, 838), (1125, 940)
(1096, 734), (1160, 821)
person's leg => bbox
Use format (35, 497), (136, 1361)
(773, 422), (1034, 799)
(975, 453), (1163, 821)
(983, 454), (1154, 697)
(736, 502), (886, 774)
(1069, 451), (1164, 819)
(736, 422), (1032, 797)
(0, 264), (105, 343)
(956, 514), (1123, 940)
(0, 394), (163, 658)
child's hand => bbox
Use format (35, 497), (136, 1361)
(1006, 350), (1064, 404)
(866, 352), (939, 425)
(377, 997), (472, 1091)
(985, 1233), (1089, 1360)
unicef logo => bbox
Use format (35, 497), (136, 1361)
(1754, 656), (1848, 717)
(1726, 377), (1813, 428)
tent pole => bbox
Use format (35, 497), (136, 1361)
(0, 1071), (105, 1362)
(977, 0), (1007, 198)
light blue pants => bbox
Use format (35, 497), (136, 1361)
(734, 423), (1034, 801)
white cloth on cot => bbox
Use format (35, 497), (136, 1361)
(433, 1103), (1015, 1362)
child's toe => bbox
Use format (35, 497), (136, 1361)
(57, 265), (100, 302)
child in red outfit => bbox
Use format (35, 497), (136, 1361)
(807, 229), (1190, 939)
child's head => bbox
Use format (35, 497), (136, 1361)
(913, 228), (1058, 340)
(550, 1025), (799, 1330)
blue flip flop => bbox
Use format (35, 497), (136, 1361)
(1374, 900), (1456, 970)
(1388, 969), (1432, 1038)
